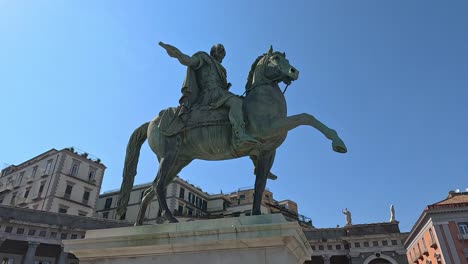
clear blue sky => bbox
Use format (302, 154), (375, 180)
(1, 1), (467, 231)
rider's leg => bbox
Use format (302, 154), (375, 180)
(224, 96), (259, 145)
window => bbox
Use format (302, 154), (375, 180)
(60, 233), (68, 239)
(354, 242), (360, 248)
(45, 159), (53, 174)
(104, 197), (112, 209)
(178, 205), (183, 215)
(202, 200), (207, 211)
(421, 237), (427, 251)
(59, 207), (67, 214)
(39, 230), (46, 237)
(372, 241), (378, 246)
(102, 212), (109, 219)
(459, 223), (468, 235)
(382, 240), (388, 246)
(188, 208), (193, 216)
(24, 187), (31, 198)
(188, 193), (195, 204)
(50, 232), (57, 238)
(311, 245), (316, 250)
(38, 182), (45, 197)
(17, 171), (25, 184)
(327, 245), (332, 250)
(65, 184), (73, 199)
(88, 169), (96, 181)
(429, 228), (435, 243)
(32, 166), (38, 178)
(364, 241), (369, 247)
(391, 240), (398, 245)
(120, 212), (126, 220)
(28, 229), (36, 236)
(318, 245), (324, 250)
(179, 187), (185, 199)
(336, 244), (341, 250)
(5, 226), (13, 233)
(70, 161), (79, 177)
(82, 191), (90, 204)
(239, 194), (245, 199)
(71, 234), (78, 239)
(16, 228), (24, 235)
(10, 192), (17, 205)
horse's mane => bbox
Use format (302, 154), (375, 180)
(245, 54), (266, 93)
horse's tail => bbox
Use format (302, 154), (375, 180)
(116, 122), (150, 217)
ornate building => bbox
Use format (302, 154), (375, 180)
(404, 190), (468, 264)
(95, 177), (312, 227)
(0, 148), (105, 217)
(0, 205), (129, 263)
(0, 148), (117, 263)
(304, 222), (408, 264)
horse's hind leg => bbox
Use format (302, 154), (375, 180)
(252, 150), (276, 215)
(135, 186), (155, 226)
(250, 154), (278, 180)
(153, 156), (191, 223)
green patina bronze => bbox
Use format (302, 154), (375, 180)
(117, 42), (347, 225)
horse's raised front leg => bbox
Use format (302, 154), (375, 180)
(269, 113), (347, 153)
(252, 150), (276, 215)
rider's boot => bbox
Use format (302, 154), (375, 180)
(234, 123), (259, 147)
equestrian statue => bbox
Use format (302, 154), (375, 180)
(116, 42), (347, 225)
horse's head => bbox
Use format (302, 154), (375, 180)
(263, 46), (299, 85)
(246, 46), (299, 93)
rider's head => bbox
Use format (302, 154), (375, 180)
(210, 44), (226, 63)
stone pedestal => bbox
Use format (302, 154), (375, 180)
(64, 214), (312, 264)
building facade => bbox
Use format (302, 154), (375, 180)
(404, 190), (468, 264)
(0, 148), (110, 263)
(0, 148), (105, 217)
(0, 205), (130, 264)
(305, 222), (408, 264)
(95, 177), (312, 227)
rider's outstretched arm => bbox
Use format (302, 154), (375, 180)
(159, 41), (200, 67)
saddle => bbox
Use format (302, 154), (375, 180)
(159, 105), (230, 136)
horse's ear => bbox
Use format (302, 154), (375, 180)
(268, 45), (273, 55)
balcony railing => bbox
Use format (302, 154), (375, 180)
(458, 233), (468, 240)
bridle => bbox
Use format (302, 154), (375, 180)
(244, 53), (291, 96)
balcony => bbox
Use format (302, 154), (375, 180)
(0, 181), (14, 194)
(458, 233), (468, 240)
(25, 175), (35, 183)
(15, 196), (27, 205)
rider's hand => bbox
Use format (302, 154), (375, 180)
(159, 42), (181, 58)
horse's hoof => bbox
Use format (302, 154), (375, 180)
(332, 139), (347, 153)
(333, 145), (347, 153)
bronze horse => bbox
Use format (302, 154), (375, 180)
(116, 47), (347, 225)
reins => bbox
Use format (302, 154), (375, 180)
(242, 53), (291, 96)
